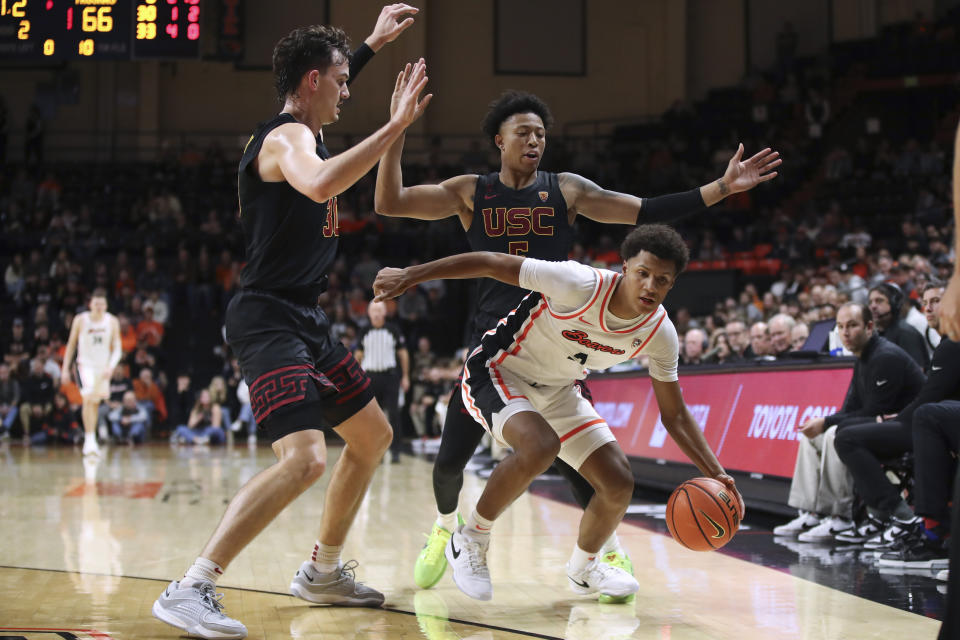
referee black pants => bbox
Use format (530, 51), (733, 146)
(833, 419), (912, 514)
(368, 370), (401, 458)
(912, 400), (960, 524)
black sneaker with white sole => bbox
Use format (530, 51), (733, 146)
(863, 516), (922, 550)
(834, 515), (886, 545)
(877, 535), (949, 569)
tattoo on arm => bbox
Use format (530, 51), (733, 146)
(716, 178), (730, 196)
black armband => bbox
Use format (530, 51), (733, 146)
(639, 188), (706, 225)
(348, 43), (375, 86)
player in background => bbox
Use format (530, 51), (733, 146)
(372, 224), (744, 601)
(375, 79), (778, 596)
(61, 288), (121, 458)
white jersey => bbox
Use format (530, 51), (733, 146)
(76, 311), (115, 368)
(475, 259), (679, 387)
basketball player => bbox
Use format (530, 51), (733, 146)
(61, 288), (121, 458)
(151, 13), (431, 640)
(375, 84), (778, 596)
(372, 224), (744, 601)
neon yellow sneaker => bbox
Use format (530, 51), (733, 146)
(414, 522), (453, 589)
(598, 550), (636, 604)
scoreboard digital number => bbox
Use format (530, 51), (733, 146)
(0, 0), (202, 61)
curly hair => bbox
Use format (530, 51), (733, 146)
(272, 25), (351, 103)
(619, 224), (690, 274)
(480, 91), (554, 148)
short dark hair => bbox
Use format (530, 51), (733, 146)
(273, 25), (351, 103)
(90, 287), (107, 300)
(619, 224), (689, 274)
(481, 91), (553, 148)
(922, 279), (945, 296)
(840, 301), (873, 325)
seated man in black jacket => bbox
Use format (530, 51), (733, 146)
(773, 302), (925, 542)
(835, 283), (956, 549)
(869, 282), (929, 369)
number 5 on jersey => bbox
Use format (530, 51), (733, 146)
(508, 241), (528, 256)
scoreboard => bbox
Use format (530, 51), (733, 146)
(0, 0), (203, 60)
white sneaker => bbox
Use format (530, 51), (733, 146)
(773, 511), (820, 537)
(152, 580), (247, 639)
(567, 558), (639, 598)
(797, 516), (854, 543)
(289, 560), (384, 607)
(82, 437), (100, 457)
(936, 569), (949, 582)
(445, 526), (492, 601)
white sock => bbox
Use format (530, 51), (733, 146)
(568, 545), (598, 574)
(181, 557), (223, 589)
(600, 533), (621, 555)
(436, 511), (458, 532)
(463, 509), (494, 540)
(311, 541), (342, 574)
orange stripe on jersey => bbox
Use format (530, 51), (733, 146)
(628, 312), (666, 359)
(596, 273), (621, 332)
(560, 418), (606, 442)
(491, 364), (527, 401)
(494, 297), (549, 366)
(597, 273), (659, 334)
(462, 347), (489, 430)
(547, 267), (605, 320)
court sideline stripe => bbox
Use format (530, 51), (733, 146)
(0, 565), (563, 640)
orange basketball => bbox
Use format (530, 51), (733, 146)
(665, 477), (740, 551)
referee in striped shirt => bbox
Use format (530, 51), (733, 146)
(356, 300), (410, 463)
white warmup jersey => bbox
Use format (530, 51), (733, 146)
(76, 312), (115, 369)
(476, 259), (679, 386)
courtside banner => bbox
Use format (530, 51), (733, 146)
(587, 367), (854, 478)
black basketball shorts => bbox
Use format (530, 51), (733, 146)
(225, 289), (374, 442)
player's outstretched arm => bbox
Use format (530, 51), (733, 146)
(651, 378), (745, 517)
(563, 144), (780, 225)
(266, 60), (432, 204)
(373, 252), (524, 301)
(375, 64), (474, 221)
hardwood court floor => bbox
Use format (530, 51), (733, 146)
(0, 443), (941, 639)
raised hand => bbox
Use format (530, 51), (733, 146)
(366, 4), (418, 51)
(390, 58), (432, 128)
(723, 144), (782, 194)
(373, 267), (413, 302)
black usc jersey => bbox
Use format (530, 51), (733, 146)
(237, 113), (339, 293)
(465, 171), (573, 340)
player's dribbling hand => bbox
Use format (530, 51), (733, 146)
(367, 4), (418, 51)
(939, 273), (960, 340)
(722, 143), (781, 194)
(390, 59), (432, 127)
(372, 267), (411, 302)
(714, 473), (745, 520)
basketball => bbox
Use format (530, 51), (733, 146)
(665, 477), (740, 551)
